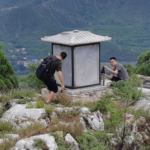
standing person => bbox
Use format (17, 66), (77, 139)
(44, 52), (67, 105)
(103, 57), (129, 82)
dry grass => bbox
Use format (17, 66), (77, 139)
(0, 121), (12, 132)
(0, 140), (17, 150)
(56, 93), (72, 107)
(56, 109), (80, 123)
(49, 118), (84, 138)
(16, 123), (48, 138)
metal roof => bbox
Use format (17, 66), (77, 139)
(41, 30), (112, 46)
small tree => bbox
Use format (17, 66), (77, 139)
(20, 62), (45, 89)
(0, 45), (18, 92)
(136, 50), (150, 76)
(111, 75), (144, 149)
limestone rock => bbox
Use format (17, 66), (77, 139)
(15, 134), (58, 150)
(79, 117), (87, 132)
(0, 104), (49, 128)
(5, 134), (20, 140)
(55, 107), (80, 113)
(138, 87), (150, 97)
(15, 138), (35, 150)
(125, 136), (134, 145)
(82, 110), (104, 131)
(136, 117), (146, 126)
(134, 98), (150, 110)
(65, 134), (79, 150)
(79, 107), (91, 115)
(0, 138), (9, 144)
(110, 138), (119, 146)
(30, 134), (58, 150)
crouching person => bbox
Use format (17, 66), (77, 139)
(103, 57), (129, 82)
(44, 52), (67, 105)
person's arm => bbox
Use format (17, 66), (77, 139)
(103, 73), (114, 79)
(58, 71), (65, 90)
(104, 66), (118, 75)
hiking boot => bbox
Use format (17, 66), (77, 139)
(44, 101), (54, 105)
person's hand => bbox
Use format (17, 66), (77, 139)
(61, 85), (65, 90)
(104, 66), (109, 70)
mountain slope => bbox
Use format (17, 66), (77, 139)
(0, 0), (150, 61)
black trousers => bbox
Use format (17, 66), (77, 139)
(111, 76), (121, 82)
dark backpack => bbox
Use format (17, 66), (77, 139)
(36, 55), (60, 81)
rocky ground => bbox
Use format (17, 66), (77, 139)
(0, 85), (150, 150)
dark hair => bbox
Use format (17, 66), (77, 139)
(60, 52), (67, 59)
(110, 57), (116, 61)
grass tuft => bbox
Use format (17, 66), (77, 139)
(0, 121), (12, 132)
(33, 139), (48, 149)
(44, 105), (55, 118)
(49, 119), (84, 138)
(35, 100), (44, 108)
(17, 123), (47, 138)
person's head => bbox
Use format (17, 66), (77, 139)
(110, 57), (117, 67)
(59, 52), (67, 60)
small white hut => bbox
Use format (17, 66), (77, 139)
(41, 30), (111, 89)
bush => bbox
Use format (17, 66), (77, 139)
(112, 74), (144, 104)
(136, 50), (150, 76)
(123, 64), (136, 76)
(1, 89), (35, 103)
(76, 133), (108, 150)
(19, 62), (45, 89)
(0, 45), (19, 92)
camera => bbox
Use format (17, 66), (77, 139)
(101, 66), (105, 74)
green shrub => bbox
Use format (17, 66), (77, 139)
(44, 105), (55, 118)
(136, 50), (150, 76)
(13, 90), (35, 99)
(76, 133), (108, 150)
(123, 64), (136, 76)
(112, 75), (144, 104)
(130, 109), (150, 120)
(104, 101), (123, 132)
(87, 93), (115, 113)
(0, 45), (19, 91)
(0, 121), (12, 132)
(50, 133), (70, 150)
(33, 139), (48, 149)
(36, 100), (44, 108)
(19, 63), (45, 89)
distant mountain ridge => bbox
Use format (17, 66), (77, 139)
(0, 0), (150, 61)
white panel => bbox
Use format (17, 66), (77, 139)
(74, 44), (100, 87)
(53, 44), (72, 87)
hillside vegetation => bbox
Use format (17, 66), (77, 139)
(0, 0), (150, 61)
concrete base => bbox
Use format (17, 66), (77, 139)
(63, 85), (107, 95)
(41, 80), (112, 102)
